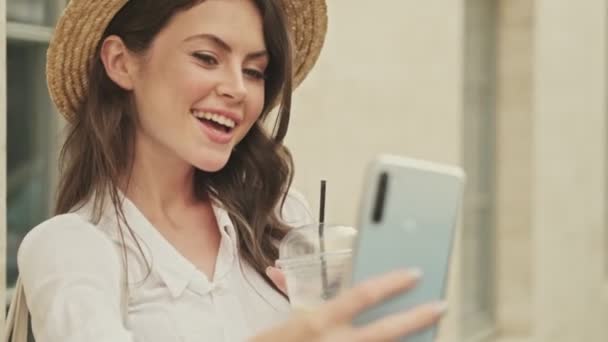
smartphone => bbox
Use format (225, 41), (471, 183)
(350, 155), (465, 341)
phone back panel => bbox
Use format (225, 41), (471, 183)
(351, 155), (465, 341)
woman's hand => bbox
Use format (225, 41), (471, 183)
(252, 269), (446, 342)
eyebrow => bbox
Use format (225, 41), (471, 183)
(184, 33), (268, 60)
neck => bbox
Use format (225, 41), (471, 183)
(122, 134), (200, 215)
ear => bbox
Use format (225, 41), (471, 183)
(99, 35), (138, 90)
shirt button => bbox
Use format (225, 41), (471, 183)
(212, 283), (227, 296)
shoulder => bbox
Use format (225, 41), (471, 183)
(18, 213), (122, 280)
(19, 213), (109, 253)
(280, 188), (315, 228)
(16, 214), (131, 340)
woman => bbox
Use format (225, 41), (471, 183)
(15, 0), (446, 341)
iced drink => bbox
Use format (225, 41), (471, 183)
(276, 224), (357, 311)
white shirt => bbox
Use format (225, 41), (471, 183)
(17, 191), (314, 342)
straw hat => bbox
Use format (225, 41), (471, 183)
(46, 0), (328, 123)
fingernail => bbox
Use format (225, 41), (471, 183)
(433, 301), (448, 315)
(409, 268), (423, 280)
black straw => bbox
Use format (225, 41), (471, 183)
(319, 180), (326, 224)
(319, 180), (329, 298)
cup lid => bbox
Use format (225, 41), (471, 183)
(278, 224), (357, 261)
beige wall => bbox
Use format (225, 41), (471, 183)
(289, 1), (608, 341)
(287, 0), (465, 339)
(287, 0), (464, 230)
(496, 0), (608, 341)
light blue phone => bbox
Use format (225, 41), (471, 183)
(350, 155), (465, 341)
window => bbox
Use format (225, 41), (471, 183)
(461, 0), (497, 340)
(7, 0), (62, 27)
(5, 0), (65, 293)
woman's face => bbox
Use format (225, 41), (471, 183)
(129, 0), (268, 172)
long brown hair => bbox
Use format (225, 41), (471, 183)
(55, 0), (294, 293)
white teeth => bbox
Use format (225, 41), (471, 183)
(192, 111), (236, 129)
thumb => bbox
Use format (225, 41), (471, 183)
(266, 266), (288, 295)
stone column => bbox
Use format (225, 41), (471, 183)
(495, 0), (534, 338)
(532, 0), (608, 340)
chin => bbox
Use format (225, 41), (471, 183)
(192, 151), (232, 173)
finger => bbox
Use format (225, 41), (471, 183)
(266, 266), (287, 294)
(351, 301), (447, 342)
(320, 269), (422, 324)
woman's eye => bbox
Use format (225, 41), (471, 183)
(193, 53), (218, 66)
(244, 68), (266, 80)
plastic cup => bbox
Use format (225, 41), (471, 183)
(276, 224), (357, 311)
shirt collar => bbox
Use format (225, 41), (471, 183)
(211, 201), (239, 250)
(77, 193), (239, 299)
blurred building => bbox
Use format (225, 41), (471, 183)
(1, 0), (607, 341)
(2, 0), (64, 305)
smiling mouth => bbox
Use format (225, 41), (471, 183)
(191, 110), (236, 133)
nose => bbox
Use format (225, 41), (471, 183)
(216, 69), (247, 104)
